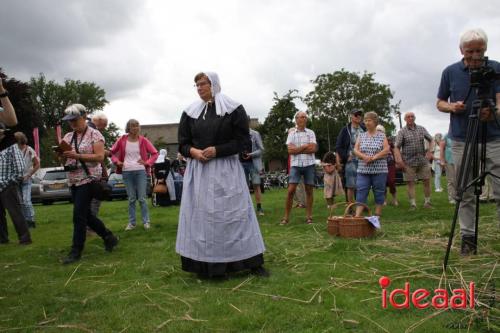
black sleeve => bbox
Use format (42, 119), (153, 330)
(178, 112), (193, 158)
(215, 106), (249, 158)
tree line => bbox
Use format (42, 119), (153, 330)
(1, 68), (399, 169)
(0, 70), (120, 167)
(258, 68), (400, 168)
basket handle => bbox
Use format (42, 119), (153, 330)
(329, 201), (349, 218)
(343, 202), (372, 217)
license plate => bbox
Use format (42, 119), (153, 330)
(48, 183), (65, 190)
(115, 184), (125, 188)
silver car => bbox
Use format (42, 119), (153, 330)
(31, 168), (71, 205)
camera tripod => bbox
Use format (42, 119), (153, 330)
(443, 96), (500, 270)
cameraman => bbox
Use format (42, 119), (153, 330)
(436, 28), (500, 256)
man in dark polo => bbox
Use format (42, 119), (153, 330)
(436, 28), (500, 255)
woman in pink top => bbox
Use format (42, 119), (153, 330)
(111, 119), (158, 230)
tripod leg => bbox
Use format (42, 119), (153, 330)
(443, 117), (479, 270)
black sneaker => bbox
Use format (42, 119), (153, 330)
(104, 234), (119, 252)
(63, 250), (82, 265)
(19, 239), (32, 245)
(460, 235), (477, 256)
(250, 266), (270, 277)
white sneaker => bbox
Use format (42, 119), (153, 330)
(449, 199), (456, 204)
(125, 224), (136, 231)
(435, 188), (443, 192)
(144, 223), (150, 230)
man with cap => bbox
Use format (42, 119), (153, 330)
(0, 122), (32, 245)
(335, 109), (366, 202)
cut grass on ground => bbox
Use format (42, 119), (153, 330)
(0, 181), (499, 332)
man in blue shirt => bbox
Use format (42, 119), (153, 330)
(437, 28), (500, 256)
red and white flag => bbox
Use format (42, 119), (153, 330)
(56, 124), (62, 144)
(32, 127), (40, 157)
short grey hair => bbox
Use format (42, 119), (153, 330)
(92, 111), (108, 122)
(294, 111), (308, 119)
(460, 28), (488, 48)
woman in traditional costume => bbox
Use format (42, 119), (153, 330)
(176, 72), (267, 279)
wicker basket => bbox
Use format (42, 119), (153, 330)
(327, 216), (341, 236)
(338, 202), (376, 238)
(326, 202), (350, 236)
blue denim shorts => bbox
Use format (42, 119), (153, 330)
(241, 161), (261, 185)
(289, 165), (316, 186)
(345, 160), (358, 188)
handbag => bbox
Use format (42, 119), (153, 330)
(153, 182), (167, 194)
(88, 179), (112, 201)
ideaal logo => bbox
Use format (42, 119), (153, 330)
(379, 276), (475, 309)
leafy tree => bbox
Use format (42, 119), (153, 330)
(29, 73), (108, 128)
(0, 69), (43, 148)
(259, 90), (300, 167)
(28, 73), (110, 166)
(101, 122), (121, 148)
(153, 136), (168, 150)
(304, 69), (399, 157)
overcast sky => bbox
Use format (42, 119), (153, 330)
(2, 0), (500, 136)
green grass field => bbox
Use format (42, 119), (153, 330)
(0, 181), (499, 332)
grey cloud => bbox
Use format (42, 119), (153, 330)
(1, 0), (144, 83)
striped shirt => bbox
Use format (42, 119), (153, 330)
(0, 144), (25, 192)
(395, 124), (432, 167)
(357, 132), (388, 174)
(286, 128), (317, 167)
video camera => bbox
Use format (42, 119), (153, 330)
(469, 57), (500, 97)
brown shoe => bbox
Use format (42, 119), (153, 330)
(423, 202), (432, 209)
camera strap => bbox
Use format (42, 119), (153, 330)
(71, 128), (92, 177)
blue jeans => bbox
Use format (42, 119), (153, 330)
(433, 160), (442, 190)
(356, 173), (388, 205)
(20, 179), (35, 222)
(71, 183), (111, 251)
(122, 170), (150, 225)
(345, 160), (358, 188)
(289, 165), (316, 186)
